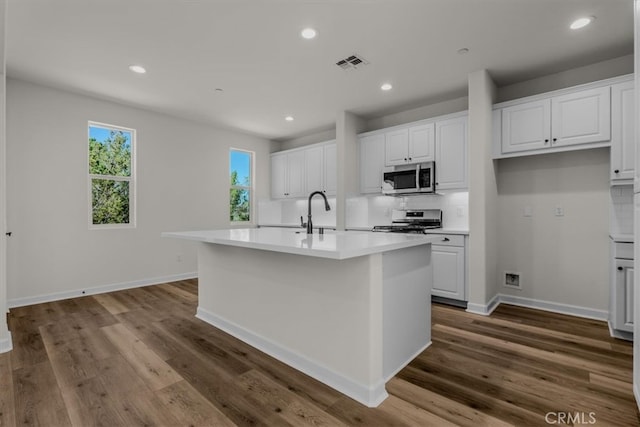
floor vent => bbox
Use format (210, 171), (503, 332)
(504, 271), (522, 289)
(335, 54), (369, 71)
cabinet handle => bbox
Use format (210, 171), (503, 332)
(618, 266), (624, 271)
(544, 139), (549, 144)
(404, 158), (408, 161)
(614, 170), (620, 174)
(442, 237), (450, 242)
(409, 157), (412, 161)
(553, 138), (557, 142)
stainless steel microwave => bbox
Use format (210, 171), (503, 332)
(382, 162), (435, 195)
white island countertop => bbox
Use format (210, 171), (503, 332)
(162, 228), (436, 260)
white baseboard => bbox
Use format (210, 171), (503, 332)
(466, 293), (608, 322)
(607, 321), (634, 341)
(196, 306), (388, 408)
(498, 294), (608, 321)
(7, 272), (198, 308)
(635, 382), (640, 413)
(0, 332), (12, 353)
(466, 294), (500, 316)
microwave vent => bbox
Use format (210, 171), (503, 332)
(336, 54), (369, 71)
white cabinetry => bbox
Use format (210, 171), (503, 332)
(323, 143), (337, 196)
(497, 83), (612, 157)
(271, 150), (305, 199)
(272, 141), (336, 199)
(435, 116), (468, 190)
(611, 240), (634, 337)
(430, 234), (466, 302)
(385, 124), (434, 166)
(359, 134), (386, 194)
(611, 81), (635, 183)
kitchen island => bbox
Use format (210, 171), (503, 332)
(162, 228), (435, 407)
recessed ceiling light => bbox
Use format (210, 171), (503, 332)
(457, 48), (469, 55)
(128, 65), (146, 74)
(285, 116), (294, 121)
(381, 83), (393, 91)
(570, 16), (594, 30)
(301, 28), (317, 39)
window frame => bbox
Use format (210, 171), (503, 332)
(87, 121), (137, 230)
(229, 148), (254, 226)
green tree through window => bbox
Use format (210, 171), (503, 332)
(230, 150), (252, 222)
(89, 123), (135, 226)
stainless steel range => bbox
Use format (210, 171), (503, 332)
(372, 209), (442, 233)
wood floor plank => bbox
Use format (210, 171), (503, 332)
(92, 293), (130, 315)
(100, 323), (183, 391)
(156, 380), (236, 427)
(3, 281), (638, 426)
(0, 353), (16, 427)
(386, 377), (514, 427)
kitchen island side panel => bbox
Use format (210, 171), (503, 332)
(195, 242), (387, 406)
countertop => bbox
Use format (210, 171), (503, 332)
(162, 228), (437, 260)
(258, 224), (469, 236)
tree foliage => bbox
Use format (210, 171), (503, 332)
(230, 170), (250, 221)
(89, 129), (132, 225)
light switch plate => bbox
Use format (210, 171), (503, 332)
(555, 206), (564, 217)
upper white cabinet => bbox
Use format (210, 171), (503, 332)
(359, 133), (386, 194)
(496, 81), (614, 158)
(501, 99), (551, 153)
(272, 141), (335, 199)
(323, 143), (337, 196)
(435, 116), (468, 190)
(551, 87), (611, 148)
(611, 81), (635, 183)
(271, 150), (305, 199)
(305, 145), (324, 194)
(385, 124), (435, 166)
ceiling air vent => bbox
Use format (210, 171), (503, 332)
(336, 54), (369, 71)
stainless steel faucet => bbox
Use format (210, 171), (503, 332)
(303, 191), (330, 234)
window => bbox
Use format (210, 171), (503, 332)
(230, 149), (253, 223)
(88, 122), (135, 228)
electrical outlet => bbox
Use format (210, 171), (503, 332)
(555, 206), (564, 217)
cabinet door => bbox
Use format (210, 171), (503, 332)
(286, 150), (306, 198)
(305, 145), (324, 194)
(501, 99), (551, 153)
(270, 153), (288, 199)
(408, 124), (435, 163)
(611, 81), (635, 182)
(431, 244), (465, 300)
(385, 129), (409, 166)
(359, 134), (386, 194)
(614, 259), (634, 332)
(551, 86), (611, 148)
(435, 116), (468, 190)
(323, 143), (337, 196)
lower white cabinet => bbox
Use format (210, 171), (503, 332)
(430, 234), (466, 301)
(610, 240), (634, 337)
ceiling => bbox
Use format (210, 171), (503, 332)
(6, 0), (634, 141)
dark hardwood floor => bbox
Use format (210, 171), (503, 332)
(1, 279), (638, 426)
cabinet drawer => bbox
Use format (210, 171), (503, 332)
(614, 242), (634, 260)
(428, 234), (464, 247)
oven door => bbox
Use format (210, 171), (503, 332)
(382, 166), (419, 194)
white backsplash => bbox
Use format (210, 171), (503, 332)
(346, 191), (469, 230)
(259, 192), (469, 230)
(610, 185), (633, 235)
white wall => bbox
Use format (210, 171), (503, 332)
(6, 79), (273, 304)
(496, 149), (610, 311)
(364, 96), (468, 132)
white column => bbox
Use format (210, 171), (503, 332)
(467, 69), (498, 315)
(633, 0), (640, 410)
(336, 111), (365, 230)
(0, 0), (11, 353)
